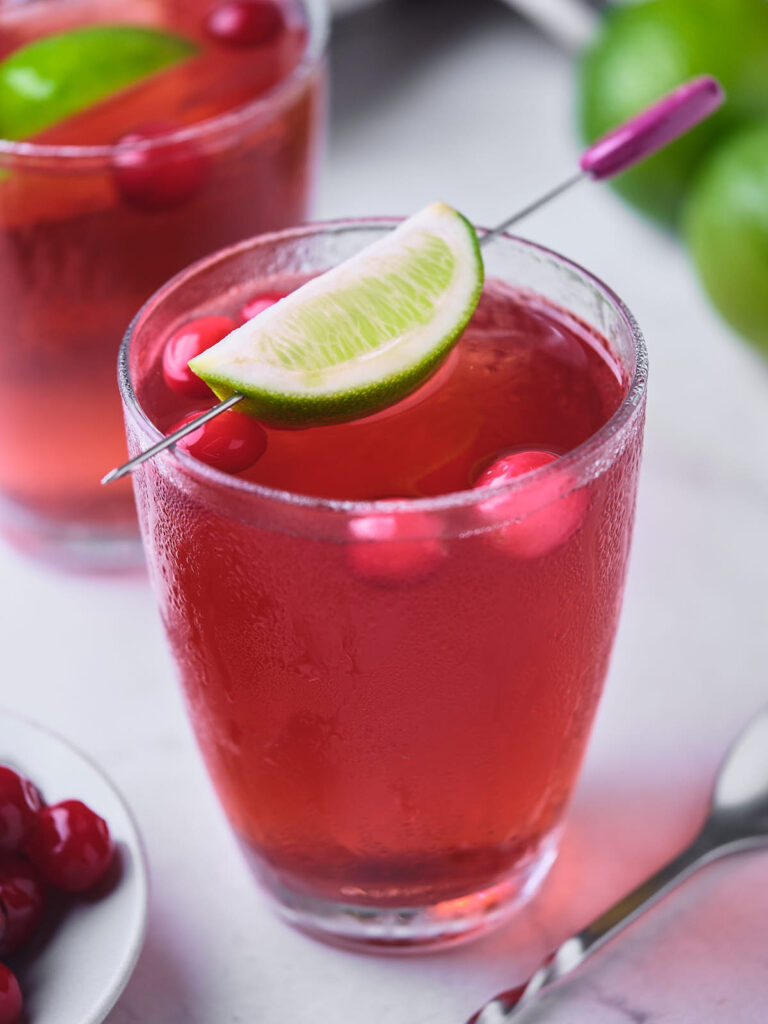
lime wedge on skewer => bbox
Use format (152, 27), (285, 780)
(0, 25), (197, 142)
(190, 202), (484, 426)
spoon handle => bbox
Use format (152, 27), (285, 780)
(470, 830), (725, 1023)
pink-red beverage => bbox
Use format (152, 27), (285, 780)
(0, 0), (326, 568)
(120, 222), (647, 947)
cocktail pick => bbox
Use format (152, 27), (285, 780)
(102, 75), (723, 485)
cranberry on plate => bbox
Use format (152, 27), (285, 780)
(0, 963), (22, 1024)
(0, 766), (41, 853)
(25, 800), (114, 894)
(0, 853), (45, 955)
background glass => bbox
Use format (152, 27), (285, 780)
(0, 0), (327, 570)
(119, 221), (647, 949)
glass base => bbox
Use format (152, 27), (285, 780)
(252, 834), (559, 952)
(0, 494), (144, 574)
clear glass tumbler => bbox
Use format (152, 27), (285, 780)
(0, 0), (327, 570)
(118, 221), (647, 949)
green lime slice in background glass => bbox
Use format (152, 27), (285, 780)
(0, 25), (198, 142)
(190, 202), (485, 426)
(579, 0), (768, 227)
(684, 121), (768, 358)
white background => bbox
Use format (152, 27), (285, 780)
(2, 2), (767, 1021)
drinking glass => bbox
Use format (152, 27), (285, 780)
(119, 221), (647, 949)
(0, 0), (327, 570)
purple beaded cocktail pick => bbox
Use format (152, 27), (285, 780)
(102, 75), (725, 485)
(580, 75), (724, 180)
(480, 74), (725, 244)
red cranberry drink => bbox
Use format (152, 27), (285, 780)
(0, 0), (326, 569)
(119, 210), (647, 948)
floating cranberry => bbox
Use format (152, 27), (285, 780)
(204, 0), (285, 47)
(163, 316), (238, 399)
(170, 410), (267, 474)
(0, 854), (45, 955)
(348, 508), (445, 584)
(26, 800), (113, 894)
(112, 123), (208, 212)
(240, 290), (287, 322)
(474, 450), (588, 559)
(0, 964), (22, 1024)
(0, 766), (42, 853)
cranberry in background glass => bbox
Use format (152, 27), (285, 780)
(240, 291), (288, 321)
(163, 316), (238, 399)
(111, 123), (208, 212)
(0, 964), (22, 1024)
(26, 800), (113, 894)
(0, 766), (41, 852)
(204, 0), (285, 47)
(0, 854), (45, 955)
(171, 410), (268, 474)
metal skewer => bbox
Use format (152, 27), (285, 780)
(100, 178), (583, 487)
(101, 394), (242, 484)
(102, 75), (724, 486)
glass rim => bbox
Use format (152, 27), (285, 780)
(0, 0), (328, 167)
(119, 217), (649, 517)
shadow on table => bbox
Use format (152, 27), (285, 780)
(418, 766), (768, 1020)
(105, 910), (199, 1024)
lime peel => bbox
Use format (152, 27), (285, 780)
(190, 202), (484, 426)
(0, 25), (198, 142)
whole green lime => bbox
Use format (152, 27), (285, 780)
(684, 121), (768, 357)
(579, 0), (768, 227)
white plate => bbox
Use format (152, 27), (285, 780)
(0, 712), (148, 1024)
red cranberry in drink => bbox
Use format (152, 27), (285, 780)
(240, 291), (288, 322)
(0, 964), (22, 1024)
(163, 316), (238, 399)
(112, 123), (208, 212)
(170, 410), (268, 474)
(0, 854), (45, 955)
(348, 508), (445, 584)
(480, 450), (557, 485)
(0, 766), (42, 852)
(474, 450), (588, 559)
(25, 800), (113, 894)
(204, 1), (285, 47)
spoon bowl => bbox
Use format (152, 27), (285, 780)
(710, 709), (768, 837)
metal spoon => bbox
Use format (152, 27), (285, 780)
(468, 708), (768, 1023)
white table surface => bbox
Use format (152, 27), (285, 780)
(3, 3), (768, 1021)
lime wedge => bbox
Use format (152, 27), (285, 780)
(0, 25), (197, 142)
(190, 203), (484, 426)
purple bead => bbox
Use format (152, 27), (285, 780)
(580, 76), (725, 181)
